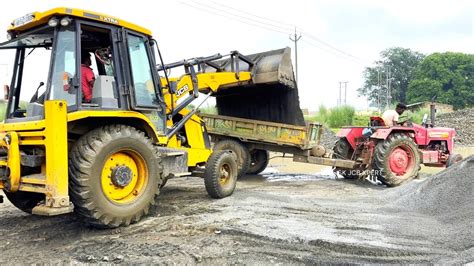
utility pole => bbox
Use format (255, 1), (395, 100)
(289, 27), (302, 84)
(338, 82), (342, 106)
(385, 65), (391, 109)
(338, 81), (348, 106)
(343, 81), (348, 105)
(377, 68), (381, 112)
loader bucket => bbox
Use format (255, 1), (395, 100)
(209, 47), (305, 126)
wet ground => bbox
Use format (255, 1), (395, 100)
(1, 156), (472, 264)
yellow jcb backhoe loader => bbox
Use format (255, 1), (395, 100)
(0, 8), (299, 227)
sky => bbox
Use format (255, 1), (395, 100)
(0, 0), (472, 110)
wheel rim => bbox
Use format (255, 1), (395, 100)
(219, 163), (232, 185)
(388, 146), (415, 176)
(101, 150), (148, 204)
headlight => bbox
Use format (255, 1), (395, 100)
(60, 17), (71, 27)
(6, 32), (15, 40)
(48, 17), (59, 27)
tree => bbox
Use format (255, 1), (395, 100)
(407, 52), (474, 109)
(358, 47), (424, 108)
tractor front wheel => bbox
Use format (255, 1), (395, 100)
(332, 139), (359, 179)
(373, 133), (420, 186)
(69, 125), (163, 228)
(447, 153), (463, 167)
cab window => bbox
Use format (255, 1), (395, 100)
(127, 34), (158, 107)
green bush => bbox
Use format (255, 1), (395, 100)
(306, 105), (357, 128)
(199, 106), (217, 114)
(328, 105), (355, 128)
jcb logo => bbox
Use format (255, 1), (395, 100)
(176, 84), (189, 97)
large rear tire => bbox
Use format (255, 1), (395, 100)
(3, 191), (43, 214)
(69, 125), (163, 228)
(213, 139), (250, 177)
(373, 133), (420, 187)
(204, 151), (238, 199)
(247, 149), (269, 175)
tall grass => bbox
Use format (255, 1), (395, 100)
(307, 105), (356, 128)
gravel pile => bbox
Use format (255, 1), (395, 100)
(437, 108), (474, 145)
(392, 155), (474, 250)
(319, 126), (339, 150)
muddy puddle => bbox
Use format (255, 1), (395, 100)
(249, 166), (337, 182)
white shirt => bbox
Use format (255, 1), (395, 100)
(382, 110), (399, 127)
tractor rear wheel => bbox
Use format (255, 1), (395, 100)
(204, 151), (238, 198)
(247, 149), (269, 175)
(213, 139), (250, 177)
(69, 125), (163, 228)
(3, 191), (43, 214)
(332, 139), (359, 179)
(373, 133), (420, 187)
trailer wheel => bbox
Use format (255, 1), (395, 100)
(447, 153), (463, 167)
(204, 151), (238, 198)
(247, 149), (269, 175)
(3, 191), (43, 214)
(69, 125), (163, 228)
(373, 133), (420, 187)
(213, 139), (250, 177)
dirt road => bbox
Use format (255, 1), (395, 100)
(1, 152), (472, 264)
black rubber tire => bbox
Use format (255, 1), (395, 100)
(213, 139), (250, 177)
(332, 138), (358, 179)
(373, 133), (421, 187)
(69, 125), (163, 228)
(204, 151), (238, 199)
(447, 153), (463, 167)
(3, 191), (43, 214)
(247, 149), (269, 175)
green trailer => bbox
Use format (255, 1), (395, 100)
(200, 113), (340, 176)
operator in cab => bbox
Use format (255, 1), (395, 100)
(382, 103), (407, 127)
(81, 52), (95, 103)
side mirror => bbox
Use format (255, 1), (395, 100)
(3, 85), (9, 101)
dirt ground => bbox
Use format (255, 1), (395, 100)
(0, 147), (472, 264)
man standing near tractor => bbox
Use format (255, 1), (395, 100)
(382, 103), (407, 126)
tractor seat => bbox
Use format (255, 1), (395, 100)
(370, 116), (386, 127)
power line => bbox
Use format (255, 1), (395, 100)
(301, 38), (364, 65)
(182, 1), (369, 65)
(180, 2), (289, 35)
(205, 1), (367, 63)
(209, 0), (296, 30)
(302, 32), (367, 63)
(189, 0), (292, 33)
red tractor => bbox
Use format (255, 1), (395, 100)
(332, 105), (463, 186)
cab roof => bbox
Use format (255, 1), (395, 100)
(8, 7), (152, 36)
